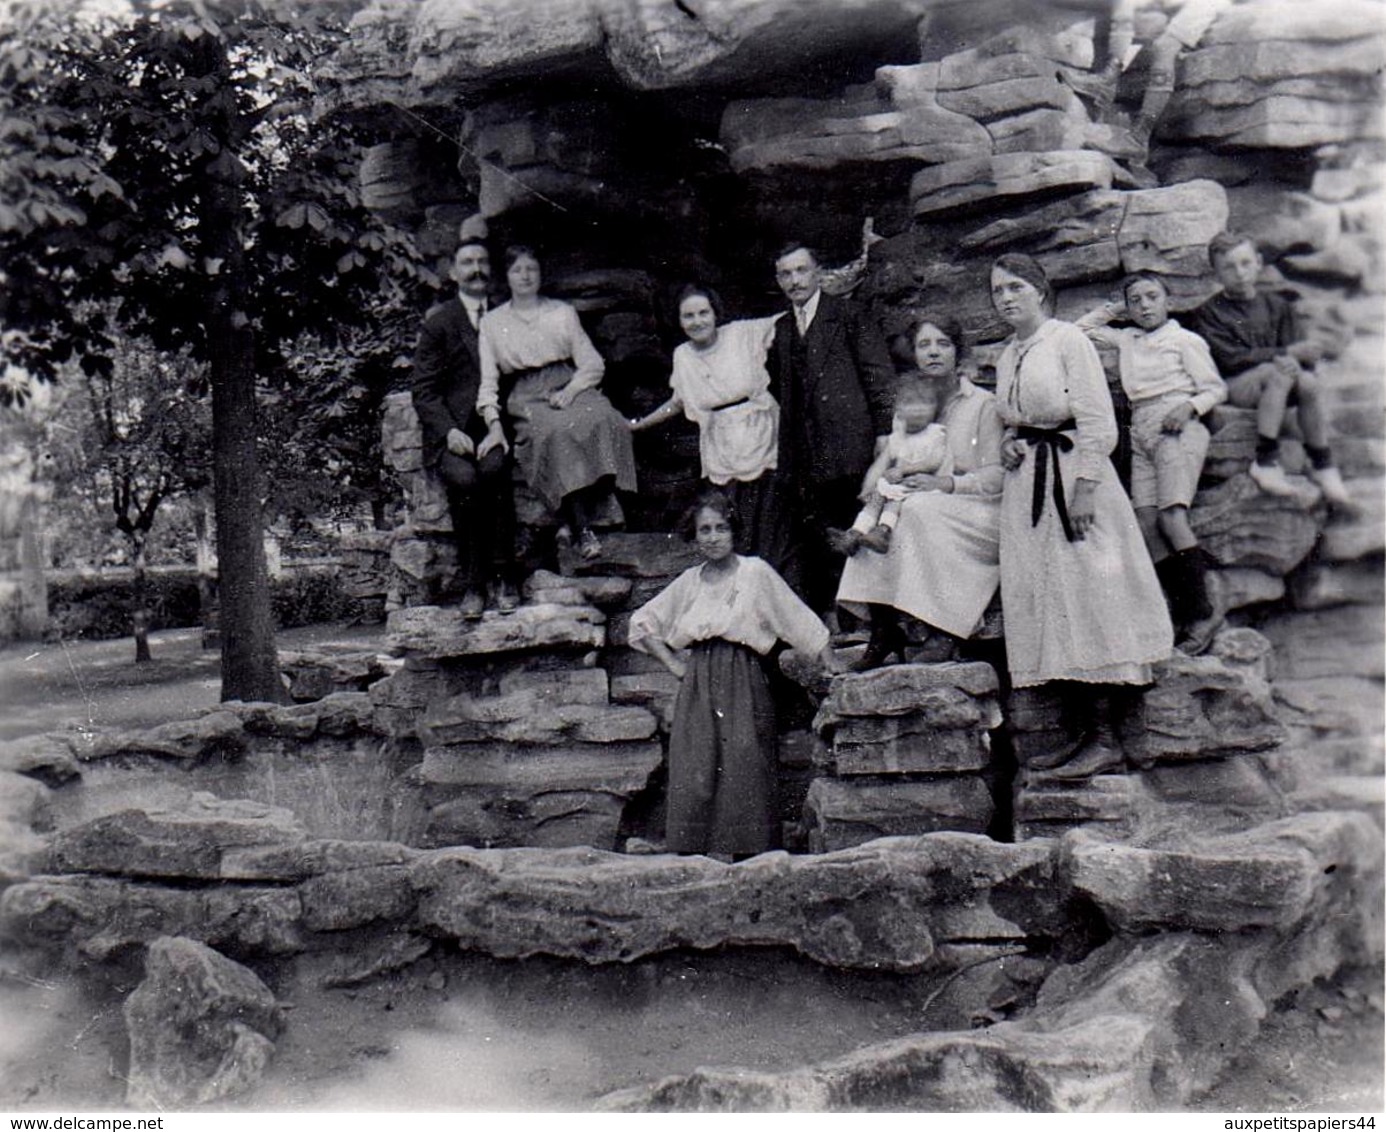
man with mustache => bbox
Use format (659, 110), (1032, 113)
(768, 241), (895, 614)
(411, 238), (519, 618)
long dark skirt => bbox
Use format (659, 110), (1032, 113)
(505, 361), (637, 513)
(720, 473), (794, 584)
(667, 639), (779, 856)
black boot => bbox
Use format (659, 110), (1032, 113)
(1029, 687), (1124, 779)
(852, 605), (907, 671)
(1171, 546), (1224, 656)
(1153, 553), (1188, 627)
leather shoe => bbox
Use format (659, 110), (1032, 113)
(858, 524), (892, 554)
(491, 579), (519, 614)
(1042, 737), (1124, 781)
(826, 527), (861, 557)
(458, 589), (485, 621)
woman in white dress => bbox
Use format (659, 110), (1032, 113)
(630, 284), (791, 575)
(991, 253), (1173, 779)
(477, 245), (638, 560)
(835, 312), (1004, 669)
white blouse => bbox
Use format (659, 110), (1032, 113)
(995, 318), (1117, 484)
(476, 298), (605, 423)
(669, 316), (782, 484)
(628, 555), (830, 658)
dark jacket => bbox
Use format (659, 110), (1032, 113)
(768, 291), (896, 485)
(1191, 287), (1300, 377)
(411, 297), (484, 468)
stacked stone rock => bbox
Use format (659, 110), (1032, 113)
(1009, 628), (1291, 841)
(364, 530), (701, 850)
(804, 662), (1004, 852)
(335, 528), (392, 622)
(2, 777), (1378, 1110)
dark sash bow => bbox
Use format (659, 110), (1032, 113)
(1016, 420), (1078, 543)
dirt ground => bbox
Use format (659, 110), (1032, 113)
(1, 626), (1382, 1113)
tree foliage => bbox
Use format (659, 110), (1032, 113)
(41, 326), (212, 659)
(0, 0), (439, 695)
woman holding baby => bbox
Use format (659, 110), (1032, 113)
(834, 311), (1006, 669)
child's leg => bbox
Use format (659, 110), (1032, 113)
(879, 498), (902, 531)
(1128, 406), (1164, 558)
(1252, 364), (1297, 459)
(1137, 506), (1166, 561)
(1154, 417), (1223, 652)
(851, 493), (885, 534)
(1153, 417), (1208, 551)
(1293, 370), (1354, 506)
(1156, 505), (1197, 552)
(1294, 368), (1329, 452)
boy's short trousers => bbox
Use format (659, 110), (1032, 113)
(1225, 360), (1303, 409)
(1130, 395), (1210, 511)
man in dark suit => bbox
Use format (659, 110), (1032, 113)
(411, 238), (517, 618)
(769, 241), (896, 614)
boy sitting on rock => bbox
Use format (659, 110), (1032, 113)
(1078, 271), (1226, 655)
(1192, 230), (1353, 509)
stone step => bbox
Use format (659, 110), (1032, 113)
(386, 602), (607, 659)
(804, 776), (994, 853)
(421, 700), (657, 746)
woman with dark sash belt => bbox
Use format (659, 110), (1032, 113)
(991, 254), (1173, 779)
(477, 245), (638, 561)
(628, 488), (837, 859)
(630, 284), (791, 573)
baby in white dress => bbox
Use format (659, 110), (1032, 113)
(830, 381), (952, 556)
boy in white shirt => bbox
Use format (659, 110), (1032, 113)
(1077, 271), (1227, 654)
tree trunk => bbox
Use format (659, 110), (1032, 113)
(199, 81), (285, 703)
(130, 531), (151, 663)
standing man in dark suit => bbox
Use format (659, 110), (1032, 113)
(769, 241), (896, 614)
(412, 238), (518, 618)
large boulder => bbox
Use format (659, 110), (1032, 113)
(48, 794), (305, 881)
(1258, 603), (1386, 682)
(411, 0), (605, 92)
(1165, 1), (1385, 149)
(0, 733), (81, 786)
(280, 648), (391, 702)
(80, 712), (249, 765)
(1061, 810), (1381, 934)
(0, 770), (50, 886)
(1127, 629), (1285, 766)
(1190, 474), (1324, 575)
(602, 0), (934, 91)
(124, 936), (283, 1109)
(957, 180), (1228, 287)
(720, 87), (991, 175)
(411, 834), (1065, 972)
(1, 876), (305, 959)
(910, 150), (1117, 217)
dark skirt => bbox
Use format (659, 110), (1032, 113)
(719, 473), (794, 584)
(666, 638), (779, 856)
(505, 361), (638, 513)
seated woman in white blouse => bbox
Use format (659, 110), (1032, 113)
(476, 245), (638, 561)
